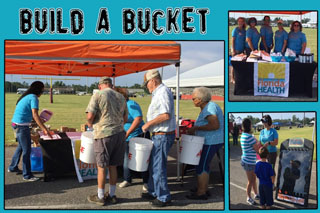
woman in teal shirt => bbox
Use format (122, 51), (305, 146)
(8, 81), (51, 181)
(259, 16), (274, 53)
(288, 21), (307, 55)
(116, 88), (149, 192)
(274, 20), (288, 54)
(231, 17), (246, 84)
(259, 115), (278, 171)
(187, 87), (224, 200)
(245, 17), (260, 56)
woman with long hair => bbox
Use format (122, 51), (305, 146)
(274, 20), (288, 54)
(287, 21), (307, 55)
(230, 17), (246, 84)
(245, 17), (260, 56)
(240, 118), (260, 205)
(8, 81), (52, 181)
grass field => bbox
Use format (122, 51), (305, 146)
(5, 93), (224, 145)
(228, 26), (318, 61)
(229, 127), (317, 160)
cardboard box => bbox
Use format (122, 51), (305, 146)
(60, 126), (69, 132)
(81, 124), (88, 132)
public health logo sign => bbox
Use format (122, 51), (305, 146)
(254, 62), (290, 97)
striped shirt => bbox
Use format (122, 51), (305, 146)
(240, 133), (257, 165)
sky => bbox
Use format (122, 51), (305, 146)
(5, 41), (224, 87)
(229, 11), (317, 22)
(230, 112), (316, 121)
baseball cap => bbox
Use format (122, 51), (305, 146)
(99, 76), (112, 85)
(142, 69), (160, 87)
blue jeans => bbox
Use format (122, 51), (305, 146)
(147, 134), (175, 202)
(123, 142), (149, 183)
(9, 125), (33, 179)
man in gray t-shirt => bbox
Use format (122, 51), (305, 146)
(86, 77), (127, 206)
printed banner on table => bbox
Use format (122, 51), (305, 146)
(254, 62), (290, 97)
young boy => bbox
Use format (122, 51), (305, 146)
(255, 147), (275, 209)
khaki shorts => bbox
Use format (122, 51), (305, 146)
(94, 131), (126, 168)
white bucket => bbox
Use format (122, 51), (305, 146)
(128, 137), (153, 172)
(79, 131), (96, 164)
(179, 134), (205, 165)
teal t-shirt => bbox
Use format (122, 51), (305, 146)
(245, 27), (260, 50)
(194, 101), (224, 145)
(232, 27), (246, 52)
(274, 30), (288, 53)
(288, 31), (307, 54)
(259, 25), (273, 50)
(259, 128), (278, 153)
(124, 99), (144, 142)
(12, 94), (39, 124)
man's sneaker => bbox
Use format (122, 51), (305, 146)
(254, 194), (260, 200)
(142, 183), (148, 192)
(8, 168), (22, 174)
(151, 199), (171, 207)
(87, 194), (105, 206)
(23, 176), (39, 182)
(119, 181), (131, 188)
(109, 195), (118, 204)
(141, 192), (156, 200)
(247, 197), (256, 205)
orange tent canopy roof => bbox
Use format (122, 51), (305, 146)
(5, 41), (181, 77)
(231, 11), (311, 15)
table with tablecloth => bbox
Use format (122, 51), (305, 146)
(39, 132), (102, 182)
(231, 61), (317, 97)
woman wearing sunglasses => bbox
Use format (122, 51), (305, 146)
(245, 17), (260, 56)
(287, 21), (307, 55)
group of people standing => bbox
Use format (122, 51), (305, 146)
(84, 70), (223, 206)
(232, 16), (307, 56)
(240, 115), (279, 209)
(8, 69), (224, 207)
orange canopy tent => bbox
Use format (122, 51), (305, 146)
(5, 40), (181, 77)
(5, 40), (183, 178)
(231, 11), (311, 15)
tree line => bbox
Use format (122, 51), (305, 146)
(229, 17), (311, 27)
(5, 81), (144, 93)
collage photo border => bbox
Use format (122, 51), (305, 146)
(1, 2), (319, 212)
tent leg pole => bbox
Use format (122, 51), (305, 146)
(175, 64), (181, 181)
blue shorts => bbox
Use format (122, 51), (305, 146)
(241, 161), (256, 172)
(196, 143), (223, 175)
(259, 184), (274, 206)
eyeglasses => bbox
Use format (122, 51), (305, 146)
(294, 24), (300, 27)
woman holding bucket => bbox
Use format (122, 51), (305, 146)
(8, 81), (52, 181)
(186, 87), (224, 200)
(115, 88), (150, 192)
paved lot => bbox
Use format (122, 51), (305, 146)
(229, 145), (317, 210)
(4, 144), (224, 210)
